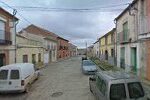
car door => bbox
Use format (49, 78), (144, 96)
(95, 76), (107, 100)
(7, 69), (21, 90)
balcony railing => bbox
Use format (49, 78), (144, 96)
(0, 30), (12, 45)
(117, 29), (129, 44)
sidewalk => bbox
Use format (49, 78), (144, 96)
(142, 79), (150, 98)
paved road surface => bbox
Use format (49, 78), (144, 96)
(0, 57), (95, 100)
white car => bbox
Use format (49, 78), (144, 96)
(82, 60), (97, 75)
(0, 63), (40, 93)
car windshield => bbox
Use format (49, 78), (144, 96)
(128, 82), (144, 99)
(110, 83), (126, 100)
(0, 70), (8, 80)
(83, 61), (94, 66)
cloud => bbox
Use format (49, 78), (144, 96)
(1, 0), (132, 48)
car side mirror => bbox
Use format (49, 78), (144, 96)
(89, 77), (96, 81)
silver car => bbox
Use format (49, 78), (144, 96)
(89, 71), (148, 100)
(82, 60), (97, 75)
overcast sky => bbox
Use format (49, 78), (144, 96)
(0, 0), (132, 48)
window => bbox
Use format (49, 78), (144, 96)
(96, 77), (106, 95)
(10, 70), (19, 79)
(123, 21), (128, 42)
(110, 84), (126, 100)
(105, 37), (107, 45)
(128, 82), (144, 99)
(38, 53), (41, 62)
(0, 20), (5, 40)
(111, 33), (114, 43)
(23, 55), (28, 63)
(111, 49), (114, 57)
(32, 54), (36, 64)
(0, 70), (8, 80)
(53, 51), (55, 57)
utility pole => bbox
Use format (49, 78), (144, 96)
(86, 42), (87, 58)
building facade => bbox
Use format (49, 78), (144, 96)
(69, 43), (77, 57)
(0, 7), (18, 67)
(57, 37), (69, 60)
(115, 0), (147, 76)
(93, 40), (99, 58)
(138, 0), (150, 80)
(99, 28), (116, 65)
(19, 24), (58, 66)
(87, 45), (94, 57)
(16, 34), (44, 68)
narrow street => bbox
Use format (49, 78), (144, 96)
(0, 57), (95, 100)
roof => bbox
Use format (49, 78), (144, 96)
(88, 45), (94, 48)
(0, 63), (33, 69)
(115, 0), (138, 21)
(69, 43), (77, 47)
(99, 28), (116, 40)
(19, 24), (58, 39)
(0, 7), (19, 21)
(97, 71), (138, 81)
(16, 34), (27, 39)
(94, 40), (99, 44)
(57, 36), (69, 42)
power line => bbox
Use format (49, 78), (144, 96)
(0, 2), (130, 12)
(10, 3), (129, 10)
(17, 13), (31, 24)
(0, 0), (32, 24)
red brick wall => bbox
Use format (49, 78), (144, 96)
(57, 38), (69, 59)
(146, 40), (150, 80)
(147, 0), (150, 33)
(0, 9), (11, 41)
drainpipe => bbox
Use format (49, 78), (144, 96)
(129, 3), (138, 74)
(12, 9), (18, 63)
(114, 20), (117, 66)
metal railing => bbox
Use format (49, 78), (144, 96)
(0, 30), (12, 45)
(117, 29), (129, 44)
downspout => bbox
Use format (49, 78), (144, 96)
(129, 3), (138, 73)
(12, 9), (18, 63)
(114, 20), (117, 66)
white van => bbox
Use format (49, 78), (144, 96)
(89, 71), (147, 100)
(0, 63), (40, 93)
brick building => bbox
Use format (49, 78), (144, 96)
(57, 37), (69, 59)
(0, 7), (18, 67)
(19, 24), (58, 67)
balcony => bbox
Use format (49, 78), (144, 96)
(118, 29), (129, 44)
(0, 30), (12, 45)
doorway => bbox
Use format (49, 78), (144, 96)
(131, 48), (137, 72)
(0, 54), (5, 67)
(120, 47), (125, 69)
(49, 51), (52, 62)
(105, 50), (108, 60)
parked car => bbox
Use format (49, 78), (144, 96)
(82, 60), (97, 75)
(0, 63), (40, 93)
(82, 56), (87, 61)
(89, 71), (147, 100)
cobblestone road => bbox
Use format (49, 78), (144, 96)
(0, 57), (95, 100)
